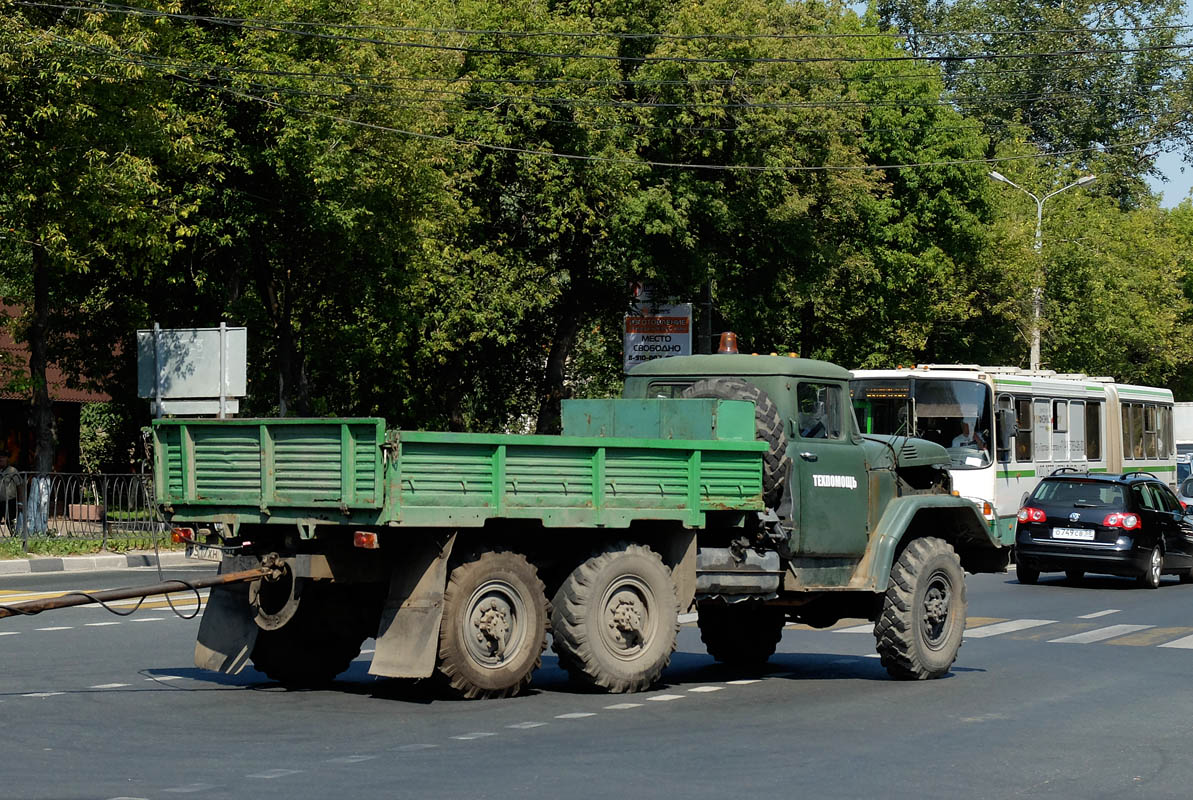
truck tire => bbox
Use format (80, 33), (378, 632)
(250, 580), (377, 688)
(873, 537), (966, 680)
(551, 543), (679, 693)
(682, 378), (791, 506)
(435, 550), (548, 699)
(697, 601), (785, 667)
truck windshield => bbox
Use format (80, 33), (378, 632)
(851, 378), (994, 469)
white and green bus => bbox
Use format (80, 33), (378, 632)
(850, 366), (1176, 546)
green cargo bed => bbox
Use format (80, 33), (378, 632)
(153, 400), (767, 531)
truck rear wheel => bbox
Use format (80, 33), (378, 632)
(250, 580), (377, 688)
(552, 543), (679, 693)
(436, 550), (548, 699)
(682, 378), (791, 506)
(697, 601), (785, 667)
(873, 537), (967, 680)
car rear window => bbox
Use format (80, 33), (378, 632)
(1032, 480), (1124, 508)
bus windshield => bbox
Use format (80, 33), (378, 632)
(852, 378), (994, 469)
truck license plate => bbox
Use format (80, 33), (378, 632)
(186, 543), (223, 562)
(1052, 527), (1095, 541)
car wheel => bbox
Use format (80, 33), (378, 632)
(1017, 564), (1040, 585)
(1138, 546), (1163, 590)
(1064, 569), (1084, 583)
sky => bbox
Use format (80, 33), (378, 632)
(1151, 151), (1192, 209)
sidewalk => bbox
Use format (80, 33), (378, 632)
(0, 550), (195, 576)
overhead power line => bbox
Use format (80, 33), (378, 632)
(15, 0), (1193, 67)
(42, 33), (1186, 117)
(19, 0), (1193, 43)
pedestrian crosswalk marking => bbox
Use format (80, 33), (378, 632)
(1049, 624), (1153, 644)
(1004, 623), (1096, 641)
(1158, 633), (1193, 649)
(1078, 609), (1120, 619)
(964, 619), (1056, 638)
(1106, 627), (1193, 647)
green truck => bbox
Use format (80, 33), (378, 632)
(154, 353), (1009, 699)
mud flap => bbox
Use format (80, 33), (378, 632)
(194, 581), (258, 674)
(369, 534), (456, 679)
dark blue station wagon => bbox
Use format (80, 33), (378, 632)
(1015, 471), (1193, 588)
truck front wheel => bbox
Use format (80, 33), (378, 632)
(873, 537), (967, 680)
(697, 601), (785, 667)
(552, 543), (679, 693)
(436, 550), (548, 699)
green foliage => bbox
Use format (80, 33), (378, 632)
(2, 0), (1193, 455)
(78, 403), (121, 475)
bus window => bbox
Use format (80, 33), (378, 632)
(1085, 402), (1102, 461)
(1131, 404), (1145, 459)
(1068, 401), (1085, 461)
(1145, 405), (1158, 459)
(1160, 406), (1172, 459)
(1033, 399), (1051, 462)
(1052, 400), (1068, 461)
(1015, 397), (1033, 462)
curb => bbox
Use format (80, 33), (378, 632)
(0, 551), (194, 576)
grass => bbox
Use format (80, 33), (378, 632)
(0, 537), (186, 559)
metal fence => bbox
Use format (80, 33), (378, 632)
(0, 472), (170, 551)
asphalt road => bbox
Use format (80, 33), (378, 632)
(4, 565), (1193, 800)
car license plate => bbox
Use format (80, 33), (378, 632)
(1052, 527), (1095, 541)
(186, 543), (223, 563)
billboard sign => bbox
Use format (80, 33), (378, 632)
(624, 300), (692, 373)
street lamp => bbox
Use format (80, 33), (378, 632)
(989, 171), (1096, 371)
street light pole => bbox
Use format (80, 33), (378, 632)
(989, 171), (1096, 371)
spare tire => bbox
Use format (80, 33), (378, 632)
(682, 378), (791, 506)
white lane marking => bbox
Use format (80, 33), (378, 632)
(507, 722), (548, 729)
(163, 786), (215, 794)
(91, 683), (131, 689)
(1078, 609), (1121, 619)
(863, 654), (881, 658)
(85, 622), (121, 627)
(833, 623), (873, 634)
(604, 702), (642, 710)
(451, 732), (497, 740)
(36, 626), (72, 631)
(23, 692), (64, 698)
(726, 679), (761, 685)
(1159, 633), (1193, 649)
(106, 796), (150, 799)
(678, 612), (698, 624)
(132, 618), (163, 623)
(0, 631), (19, 636)
(647, 694), (685, 702)
(688, 686), (723, 693)
(1049, 624), (1153, 644)
(145, 675), (183, 681)
(360, 648), (375, 654)
(396, 744), (438, 752)
(555, 712), (596, 719)
(327, 755), (376, 764)
(964, 619), (1057, 639)
(246, 769), (302, 779)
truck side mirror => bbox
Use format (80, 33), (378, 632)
(995, 408), (1017, 463)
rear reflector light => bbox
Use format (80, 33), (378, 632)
(354, 531), (380, 550)
(1017, 507), (1046, 523)
(1103, 513), (1142, 530)
(171, 527), (195, 544)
